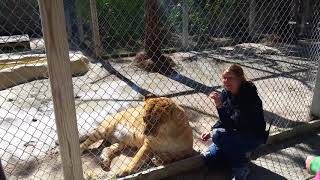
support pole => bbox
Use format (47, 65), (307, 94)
(38, 0), (84, 179)
(249, 0), (257, 37)
(75, 0), (85, 42)
(311, 63), (320, 118)
(78, 15), (85, 42)
(182, 0), (189, 50)
(90, 0), (102, 57)
(311, 14), (320, 118)
(300, 0), (311, 37)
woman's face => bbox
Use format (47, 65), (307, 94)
(222, 71), (242, 94)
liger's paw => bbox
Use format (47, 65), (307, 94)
(116, 169), (131, 178)
(79, 143), (88, 155)
(100, 159), (111, 171)
(151, 157), (164, 166)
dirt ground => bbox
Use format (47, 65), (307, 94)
(1, 43), (318, 179)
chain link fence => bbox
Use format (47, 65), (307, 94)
(0, 0), (319, 179)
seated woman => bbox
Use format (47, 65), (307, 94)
(201, 64), (267, 180)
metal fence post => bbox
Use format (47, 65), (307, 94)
(311, 63), (320, 118)
(182, 0), (189, 50)
(90, 0), (102, 57)
(37, 0), (84, 179)
(249, 0), (257, 37)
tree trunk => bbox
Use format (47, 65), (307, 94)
(145, 0), (161, 59)
(135, 0), (175, 73)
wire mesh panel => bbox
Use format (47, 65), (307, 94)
(0, 0), (66, 179)
(0, 0), (320, 179)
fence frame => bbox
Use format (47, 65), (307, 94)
(181, 0), (189, 50)
(38, 0), (84, 179)
(31, 0), (320, 179)
(90, 0), (102, 57)
(311, 59), (320, 118)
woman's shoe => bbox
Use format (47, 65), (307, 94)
(231, 165), (250, 180)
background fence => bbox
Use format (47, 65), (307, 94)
(0, 0), (320, 179)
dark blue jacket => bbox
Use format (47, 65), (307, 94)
(212, 81), (266, 138)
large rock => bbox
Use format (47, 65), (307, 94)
(0, 53), (89, 90)
(235, 43), (281, 55)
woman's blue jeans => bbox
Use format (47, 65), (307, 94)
(202, 128), (263, 169)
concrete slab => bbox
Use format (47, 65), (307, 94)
(0, 51), (90, 90)
(0, 35), (31, 52)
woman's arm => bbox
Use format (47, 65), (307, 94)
(210, 90), (234, 130)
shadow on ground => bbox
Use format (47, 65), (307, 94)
(163, 132), (320, 180)
(264, 110), (305, 129)
(248, 164), (287, 180)
(161, 163), (287, 180)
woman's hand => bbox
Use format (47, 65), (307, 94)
(209, 91), (222, 108)
(201, 132), (211, 141)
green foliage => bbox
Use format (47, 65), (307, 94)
(165, 4), (182, 31)
(76, 0), (144, 50)
(187, 0), (237, 35)
(97, 0), (144, 41)
(75, 0), (238, 50)
(76, 0), (90, 19)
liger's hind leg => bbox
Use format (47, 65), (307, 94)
(116, 142), (152, 177)
(100, 143), (125, 171)
(80, 126), (108, 154)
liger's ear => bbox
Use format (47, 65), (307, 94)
(170, 104), (184, 119)
(144, 93), (158, 102)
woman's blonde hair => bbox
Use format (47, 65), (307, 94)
(223, 64), (247, 82)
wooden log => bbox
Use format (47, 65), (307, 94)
(120, 119), (320, 180)
(37, 0), (84, 180)
(119, 155), (205, 180)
